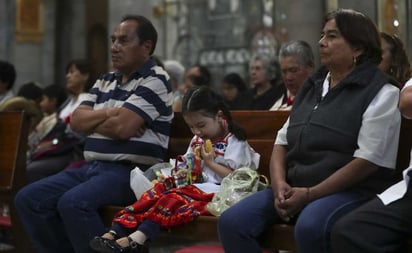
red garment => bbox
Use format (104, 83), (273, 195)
(285, 96), (294, 106)
(112, 182), (214, 229)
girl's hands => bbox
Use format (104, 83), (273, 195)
(200, 144), (215, 166)
(197, 141), (232, 178)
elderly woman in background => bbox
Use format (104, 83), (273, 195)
(218, 9), (401, 253)
(246, 54), (285, 110)
(378, 32), (411, 87)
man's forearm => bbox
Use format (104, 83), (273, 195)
(94, 117), (124, 139)
(70, 106), (108, 135)
(94, 107), (146, 140)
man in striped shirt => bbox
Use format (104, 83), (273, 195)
(15, 15), (173, 253)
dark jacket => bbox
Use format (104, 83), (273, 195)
(246, 82), (286, 110)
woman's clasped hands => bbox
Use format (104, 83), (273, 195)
(274, 181), (310, 222)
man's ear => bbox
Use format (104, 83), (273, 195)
(142, 40), (153, 53)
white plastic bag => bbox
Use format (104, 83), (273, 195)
(130, 166), (154, 199)
(206, 167), (268, 216)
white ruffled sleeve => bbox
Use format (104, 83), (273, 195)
(220, 135), (260, 171)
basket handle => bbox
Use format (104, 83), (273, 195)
(259, 174), (269, 187)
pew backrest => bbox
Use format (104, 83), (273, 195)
(168, 110), (290, 179)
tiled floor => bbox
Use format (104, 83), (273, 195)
(149, 237), (222, 253)
(0, 232), (284, 253)
(0, 237), (219, 253)
(0, 240), (288, 253)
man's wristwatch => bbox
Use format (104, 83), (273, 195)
(52, 138), (59, 145)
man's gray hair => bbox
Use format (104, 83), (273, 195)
(279, 40), (314, 67)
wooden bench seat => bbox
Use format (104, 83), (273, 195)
(100, 110), (412, 252)
(0, 111), (34, 253)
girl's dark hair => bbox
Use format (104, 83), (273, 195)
(325, 9), (382, 65)
(222, 73), (247, 92)
(380, 32), (411, 84)
(182, 86), (247, 141)
(43, 84), (68, 109)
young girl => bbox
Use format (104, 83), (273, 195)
(90, 86), (260, 253)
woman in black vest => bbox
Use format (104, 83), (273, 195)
(218, 9), (401, 253)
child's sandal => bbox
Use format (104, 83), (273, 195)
(89, 230), (117, 252)
(126, 236), (142, 252)
(89, 236), (114, 252)
(100, 236), (143, 253)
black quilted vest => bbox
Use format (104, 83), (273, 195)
(286, 61), (399, 194)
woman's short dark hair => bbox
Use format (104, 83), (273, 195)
(66, 59), (91, 75)
(65, 59), (93, 91)
(121, 15), (158, 55)
(325, 9), (382, 65)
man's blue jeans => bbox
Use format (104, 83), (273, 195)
(15, 160), (137, 253)
(218, 187), (370, 253)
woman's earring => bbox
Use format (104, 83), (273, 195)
(353, 56), (357, 65)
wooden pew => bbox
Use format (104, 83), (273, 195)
(0, 111), (34, 253)
(99, 111), (412, 252)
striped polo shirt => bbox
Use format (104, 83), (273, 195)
(80, 58), (173, 166)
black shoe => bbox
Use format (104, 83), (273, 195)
(90, 236), (115, 253)
(99, 237), (142, 253)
